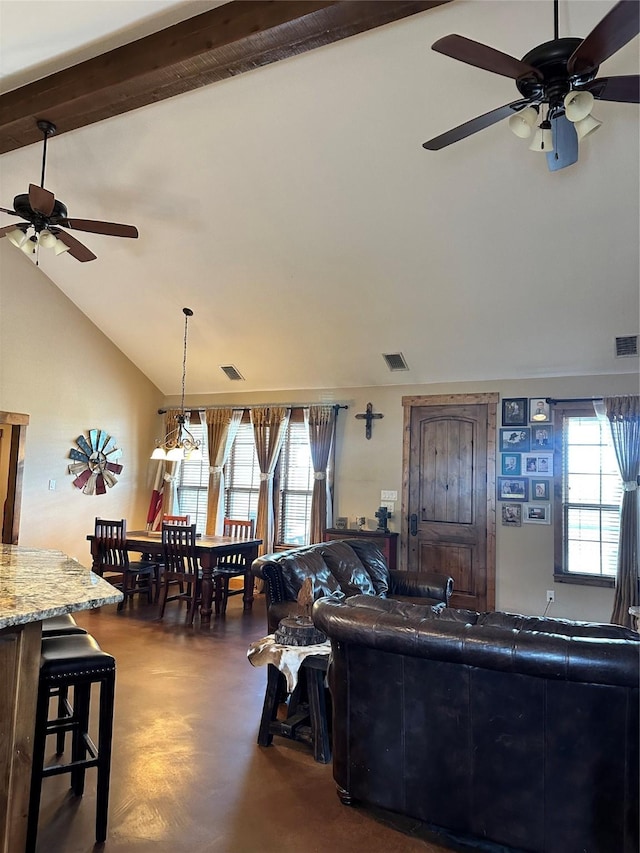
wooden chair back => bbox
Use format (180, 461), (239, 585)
(94, 517), (129, 570)
(161, 522), (199, 579)
(223, 518), (255, 540)
(162, 514), (191, 526)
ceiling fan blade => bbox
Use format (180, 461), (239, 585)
(0, 223), (29, 237)
(423, 99), (531, 150)
(54, 230), (97, 262)
(584, 74), (640, 103)
(546, 114), (579, 172)
(567, 0), (640, 76)
(0, 207), (18, 216)
(28, 183), (55, 217)
(432, 35), (542, 81)
(56, 218), (138, 238)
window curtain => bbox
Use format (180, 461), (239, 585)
(251, 406), (291, 556)
(606, 396), (640, 627)
(305, 405), (336, 543)
(205, 408), (243, 535)
(161, 408), (183, 519)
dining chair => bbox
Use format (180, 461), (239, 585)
(93, 518), (157, 611)
(213, 518), (256, 616)
(162, 513), (191, 525)
(159, 522), (202, 625)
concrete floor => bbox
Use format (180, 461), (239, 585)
(34, 594), (479, 853)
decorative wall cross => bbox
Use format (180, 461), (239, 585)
(355, 402), (383, 439)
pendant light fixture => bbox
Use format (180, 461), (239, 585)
(151, 308), (202, 461)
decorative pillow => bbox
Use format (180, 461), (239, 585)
(318, 541), (375, 597)
(278, 551), (340, 602)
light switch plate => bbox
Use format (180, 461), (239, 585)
(380, 501), (395, 512)
(381, 490), (398, 501)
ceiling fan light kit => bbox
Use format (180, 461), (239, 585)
(508, 105), (539, 138)
(0, 120), (139, 262)
(422, 0), (639, 171)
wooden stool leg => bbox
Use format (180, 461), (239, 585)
(26, 685), (52, 853)
(95, 674), (115, 843)
(71, 682), (91, 795)
(55, 684), (70, 754)
(257, 665), (284, 747)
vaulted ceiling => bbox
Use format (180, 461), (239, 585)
(1, 0), (638, 395)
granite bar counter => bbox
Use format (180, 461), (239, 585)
(0, 544), (123, 853)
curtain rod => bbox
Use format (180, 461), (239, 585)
(157, 403), (349, 415)
(546, 397), (603, 405)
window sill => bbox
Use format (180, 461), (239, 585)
(553, 573), (615, 589)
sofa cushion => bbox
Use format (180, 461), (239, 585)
(318, 541), (376, 597)
(340, 538), (390, 596)
(278, 550), (340, 601)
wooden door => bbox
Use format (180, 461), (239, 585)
(402, 394), (497, 611)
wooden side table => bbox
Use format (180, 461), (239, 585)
(248, 637), (331, 764)
(324, 528), (399, 571)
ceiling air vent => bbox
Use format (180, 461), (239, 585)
(382, 352), (409, 372)
(615, 335), (638, 358)
(220, 365), (245, 381)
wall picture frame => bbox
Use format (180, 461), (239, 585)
(502, 397), (528, 427)
(334, 516), (348, 530)
(499, 428), (531, 453)
(531, 425), (553, 450)
(522, 453), (553, 476)
(498, 477), (528, 501)
(501, 453), (522, 476)
(501, 503), (522, 527)
(529, 398), (551, 423)
(524, 503), (551, 524)
(531, 479), (551, 501)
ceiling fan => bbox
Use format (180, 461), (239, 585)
(0, 120), (138, 262)
(422, 0), (639, 171)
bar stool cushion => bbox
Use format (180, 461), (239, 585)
(40, 634), (115, 680)
(41, 614), (88, 637)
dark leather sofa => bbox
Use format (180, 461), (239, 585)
(251, 538), (453, 632)
(313, 594), (640, 853)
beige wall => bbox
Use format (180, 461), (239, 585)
(0, 243), (162, 563)
(168, 370), (638, 624)
(2, 240), (637, 625)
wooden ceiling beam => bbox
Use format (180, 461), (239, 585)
(0, 0), (450, 155)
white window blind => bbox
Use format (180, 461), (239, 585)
(562, 415), (622, 578)
(224, 423), (260, 523)
(176, 422), (209, 535)
(277, 420), (313, 547)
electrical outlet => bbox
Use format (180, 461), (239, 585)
(546, 589), (555, 603)
(381, 490), (398, 501)
(48, 479), (56, 491)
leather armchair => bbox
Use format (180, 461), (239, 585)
(313, 594), (640, 853)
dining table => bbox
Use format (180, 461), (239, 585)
(87, 529), (262, 625)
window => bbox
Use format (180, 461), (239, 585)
(176, 412), (316, 547)
(176, 421), (209, 535)
(277, 420), (313, 547)
(554, 403), (622, 585)
(223, 422), (260, 524)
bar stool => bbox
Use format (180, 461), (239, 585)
(27, 633), (116, 853)
(40, 614), (89, 754)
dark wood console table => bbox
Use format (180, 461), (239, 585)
(324, 528), (398, 571)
